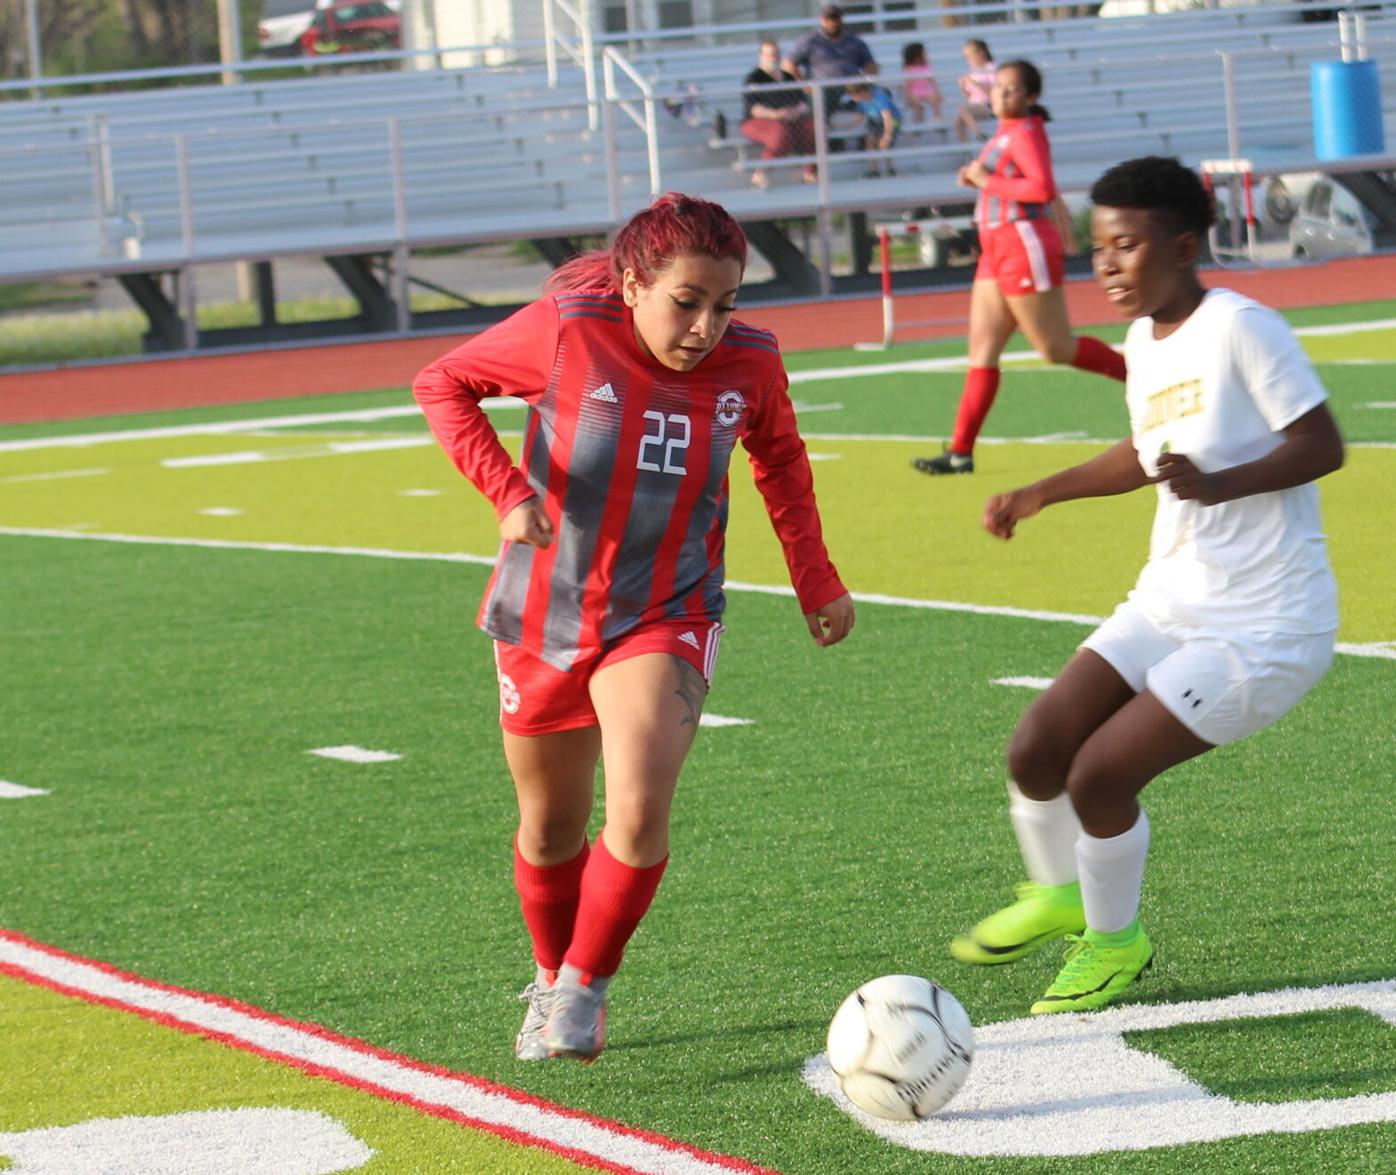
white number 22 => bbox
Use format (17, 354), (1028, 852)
(636, 410), (689, 475)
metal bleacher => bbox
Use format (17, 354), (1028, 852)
(1, 0), (1394, 349)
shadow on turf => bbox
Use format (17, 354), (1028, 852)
(605, 1015), (825, 1068)
(1142, 962), (1396, 1007)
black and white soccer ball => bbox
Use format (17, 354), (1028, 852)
(825, 974), (974, 1121)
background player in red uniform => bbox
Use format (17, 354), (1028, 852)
(414, 193), (855, 1063)
(915, 60), (1126, 476)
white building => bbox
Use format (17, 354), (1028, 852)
(401, 2), (915, 68)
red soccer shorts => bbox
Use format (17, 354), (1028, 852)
(493, 618), (724, 736)
(975, 218), (1064, 297)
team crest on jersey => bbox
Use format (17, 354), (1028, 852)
(715, 390), (746, 427)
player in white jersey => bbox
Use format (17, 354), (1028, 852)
(948, 156), (1345, 1014)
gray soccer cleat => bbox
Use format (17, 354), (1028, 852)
(543, 967), (608, 1062)
(515, 971), (557, 1061)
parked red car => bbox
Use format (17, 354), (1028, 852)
(299, 1), (400, 55)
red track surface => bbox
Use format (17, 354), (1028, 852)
(1, 255), (1391, 426)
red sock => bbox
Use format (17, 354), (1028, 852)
(1071, 336), (1127, 382)
(563, 833), (668, 980)
(950, 365), (1001, 455)
(514, 837), (589, 972)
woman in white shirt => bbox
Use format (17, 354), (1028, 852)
(949, 155), (1345, 1016)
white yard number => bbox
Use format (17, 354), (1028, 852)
(805, 978), (1396, 1156)
(637, 410), (689, 475)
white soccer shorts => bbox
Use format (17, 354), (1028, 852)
(1081, 600), (1335, 746)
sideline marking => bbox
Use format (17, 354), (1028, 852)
(2, 527), (1392, 662)
(0, 781), (48, 799)
(308, 746), (401, 764)
(4, 313), (1394, 455)
(993, 676), (1053, 690)
(804, 978), (1396, 1156)
(198, 507), (243, 517)
(0, 929), (779, 1175)
(0, 466), (110, 483)
(163, 438), (434, 468)
(699, 714), (754, 728)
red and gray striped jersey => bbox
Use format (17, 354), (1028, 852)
(413, 289), (846, 671)
(973, 115), (1056, 230)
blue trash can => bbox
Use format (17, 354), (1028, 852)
(1311, 59), (1385, 160)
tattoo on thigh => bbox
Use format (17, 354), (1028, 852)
(671, 656), (706, 728)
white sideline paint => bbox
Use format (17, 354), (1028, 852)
(0, 467), (110, 483)
(3, 313), (1393, 457)
(163, 438), (434, 468)
(0, 781), (48, 798)
(0, 1109), (372, 1175)
(2, 528), (1392, 663)
(803, 978), (1396, 1156)
(198, 507), (243, 517)
(0, 932), (773, 1175)
(993, 676), (1054, 690)
(699, 714), (754, 727)
(397, 488), (444, 497)
(308, 746), (401, 764)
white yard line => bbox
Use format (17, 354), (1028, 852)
(0, 930), (775, 1175)
(3, 527), (1390, 661)
(3, 314), (1392, 454)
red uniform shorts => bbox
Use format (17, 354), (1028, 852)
(974, 218), (1064, 297)
(493, 618), (724, 736)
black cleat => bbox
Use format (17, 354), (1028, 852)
(913, 450), (974, 475)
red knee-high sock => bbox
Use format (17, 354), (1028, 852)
(1071, 335), (1127, 382)
(563, 833), (668, 981)
(950, 365), (1001, 455)
(514, 837), (589, 972)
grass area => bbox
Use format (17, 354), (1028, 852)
(1, 303), (1392, 1172)
(0, 280), (95, 313)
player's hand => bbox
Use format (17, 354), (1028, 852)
(805, 592), (855, 647)
(959, 160), (988, 189)
(982, 487), (1042, 540)
(1155, 452), (1223, 505)
(499, 497), (555, 548)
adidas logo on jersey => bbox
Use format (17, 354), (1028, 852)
(589, 382), (619, 403)
(678, 631), (701, 651)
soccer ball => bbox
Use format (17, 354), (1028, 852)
(825, 974), (974, 1121)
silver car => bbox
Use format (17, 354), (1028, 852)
(1289, 178), (1375, 260)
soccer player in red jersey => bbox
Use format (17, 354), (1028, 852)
(413, 192), (855, 1062)
(915, 59), (1127, 476)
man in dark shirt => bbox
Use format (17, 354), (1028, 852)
(782, 4), (878, 135)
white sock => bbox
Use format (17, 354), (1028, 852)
(1076, 810), (1151, 934)
(1007, 782), (1081, 887)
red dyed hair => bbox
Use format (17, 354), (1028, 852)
(545, 192), (748, 294)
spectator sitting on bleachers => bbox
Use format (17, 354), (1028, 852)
(902, 41), (944, 123)
(740, 40), (817, 188)
(782, 4), (877, 148)
(956, 38), (996, 143)
(847, 79), (902, 178)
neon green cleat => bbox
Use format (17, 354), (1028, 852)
(1030, 926), (1154, 1015)
(950, 881), (1085, 965)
